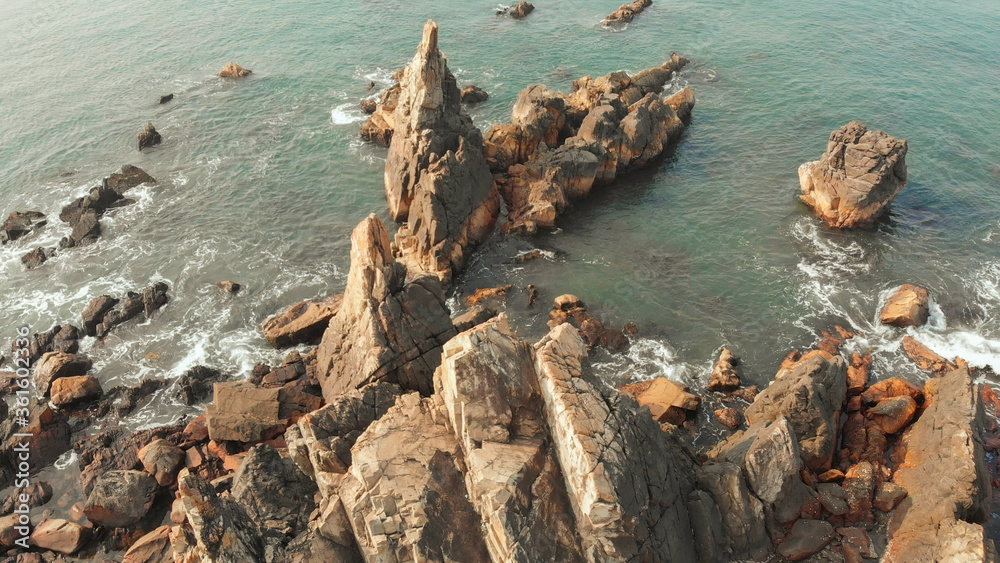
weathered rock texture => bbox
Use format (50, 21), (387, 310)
(1, 211), (46, 244)
(799, 121), (908, 228)
(315, 215), (456, 401)
(218, 62), (252, 78)
(883, 368), (993, 561)
(605, 0), (652, 23)
(171, 472), (263, 562)
(385, 21), (500, 283)
(261, 294), (343, 348)
(879, 284), (930, 327)
(484, 54), (693, 233)
(137, 122), (161, 151)
(361, 76), (401, 146)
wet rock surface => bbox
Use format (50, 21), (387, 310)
(1, 211), (46, 244)
(879, 284), (930, 327)
(605, 0), (653, 23)
(218, 62), (252, 77)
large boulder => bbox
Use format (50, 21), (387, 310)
(744, 350), (847, 470)
(138, 438), (184, 487)
(285, 381), (402, 494)
(49, 374), (102, 407)
(205, 382), (318, 443)
(122, 525), (173, 563)
(33, 352), (92, 396)
(879, 284), (930, 327)
(338, 393), (493, 563)
(799, 121), (908, 228)
(83, 470), (158, 527)
(384, 21), (500, 282)
(0, 211), (46, 244)
(315, 215), (456, 401)
(29, 518), (89, 555)
(883, 368), (994, 561)
(261, 294), (343, 348)
(534, 324), (698, 561)
(435, 316), (584, 561)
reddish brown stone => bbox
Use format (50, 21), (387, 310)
(847, 353), (871, 394)
(819, 469), (846, 483)
(183, 415), (209, 443)
(620, 377), (700, 424)
(713, 408), (742, 430)
(842, 462), (876, 528)
(464, 285), (513, 306)
(873, 481), (907, 512)
(861, 377), (922, 406)
(901, 336), (956, 375)
(868, 395), (917, 434)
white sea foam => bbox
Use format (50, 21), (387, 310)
(331, 103), (366, 125)
(593, 337), (694, 386)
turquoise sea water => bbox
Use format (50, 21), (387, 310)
(1, 0), (1000, 524)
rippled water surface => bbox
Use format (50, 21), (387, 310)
(1, 0), (1000, 518)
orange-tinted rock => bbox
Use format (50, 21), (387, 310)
(819, 469), (846, 483)
(218, 62), (251, 78)
(183, 415), (209, 443)
(138, 439), (184, 487)
(847, 353), (871, 394)
(842, 461), (876, 528)
(873, 481), (907, 512)
(49, 375), (102, 406)
(122, 525), (173, 563)
(901, 336), (957, 375)
(619, 377), (700, 425)
(29, 519), (89, 554)
(708, 347), (741, 392)
(464, 285), (513, 306)
(847, 395), (862, 412)
(728, 385), (759, 402)
(868, 395), (917, 434)
(261, 295), (343, 348)
(879, 285), (930, 327)
(861, 377), (922, 406)
(714, 408), (742, 430)
(604, 0), (652, 23)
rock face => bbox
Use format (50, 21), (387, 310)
(218, 62), (252, 78)
(883, 368), (993, 562)
(315, 215), (456, 401)
(744, 350), (847, 470)
(1, 211), (46, 244)
(137, 122), (162, 151)
(535, 324), (698, 561)
(605, 0), (652, 23)
(879, 284), (930, 327)
(799, 121), (908, 228)
(485, 55), (693, 233)
(261, 294), (343, 348)
(385, 21), (500, 283)
(83, 470), (158, 527)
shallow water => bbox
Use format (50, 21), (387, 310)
(1, 0), (999, 528)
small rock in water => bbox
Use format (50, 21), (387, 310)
(460, 84), (489, 104)
(218, 62), (252, 78)
(879, 284), (930, 327)
(714, 407), (742, 429)
(464, 285), (513, 306)
(708, 347), (741, 392)
(497, 1), (535, 18)
(1, 210), (46, 244)
(21, 246), (53, 269)
(360, 98), (377, 114)
(216, 280), (241, 294)
(137, 122), (161, 151)
(367, 80), (375, 90)
(605, 0), (652, 23)
(158, 93), (174, 104)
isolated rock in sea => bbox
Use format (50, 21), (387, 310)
(171, 472), (264, 562)
(879, 284), (930, 327)
(49, 374), (102, 407)
(137, 122), (162, 151)
(261, 294), (342, 348)
(216, 280), (240, 294)
(83, 470), (158, 527)
(799, 121), (908, 228)
(434, 315), (584, 561)
(605, 0), (652, 23)
(1, 211), (46, 244)
(386, 21), (501, 282)
(158, 94), (174, 104)
(485, 55), (693, 232)
(315, 215), (456, 400)
(461, 84), (490, 104)
(744, 350), (847, 470)
(90, 282), (170, 338)
(709, 347), (742, 392)
(339, 393), (493, 562)
(883, 368), (993, 561)
(535, 323), (699, 561)
(714, 407), (743, 429)
(218, 62), (252, 78)
(286, 381), (401, 494)
(497, 1), (535, 18)
(21, 246), (52, 269)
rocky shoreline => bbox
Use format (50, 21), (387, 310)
(0, 16), (997, 563)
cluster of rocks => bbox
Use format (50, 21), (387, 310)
(605, 0), (653, 23)
(483, 54), (694, 233)
(18, 165), (156, 270)
(81, 282), (170, 339)
(496, 1), (535, 19)
(800, 121), (909, 228)
(0, 211), (46, 245)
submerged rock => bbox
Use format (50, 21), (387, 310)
(799, 121), (908, 228)
(605, 0), (653, 23)
(218, 62), (252, 78)
(21, 246), (52, 269)
(1, 211), (46, 244)
(315, 215), (456, 400)
(386, 21), (501, 283)
(137, 122), (162, 151)
(879, 284), (929, 327)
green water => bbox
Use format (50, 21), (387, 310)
(1, 0), (1000, 523)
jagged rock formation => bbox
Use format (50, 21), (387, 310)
(799, 121), (908, 228)
(484, 54), (694, 233)
(605, 0), (652, 23)
(384, 21), (500, 283)
(497, 1), (535, 18)
(315, 214), (456, 401)
(883, 368), (992, 561)
(80, 282), (169, 338)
